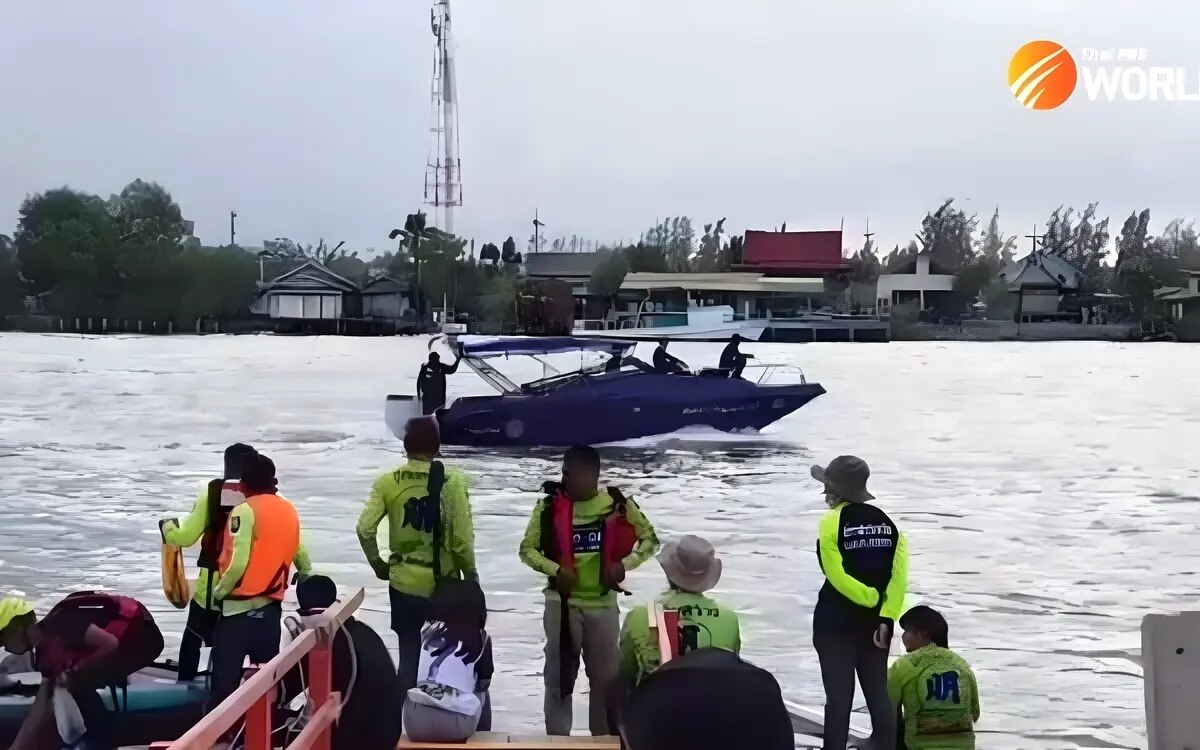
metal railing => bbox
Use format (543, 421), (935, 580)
(150, 587), (366, 750)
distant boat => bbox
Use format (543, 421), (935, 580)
(385, 336), (824, 447)
(575, 304), (767, 342)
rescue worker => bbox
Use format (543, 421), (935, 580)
(417, 350), (461, 415)
(618, 535), (740, 687)
(206, 452), (302, 720)
(810, 455), (908, 750)
(519, 444), (659, 736)
(160, 443), (312, 681)
(0, 593), (164, 750)
(651, 339), (687, 374)
(889, 606), (980, 750)
(718, 333), (752, 379)
(356, 415), (477, 708)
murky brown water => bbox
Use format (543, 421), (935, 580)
(2, 332), (1193, 748)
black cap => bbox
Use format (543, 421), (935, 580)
(223, 443), (257, 479)
(297, 575), (338, 615)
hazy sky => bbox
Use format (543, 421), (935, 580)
(1, 0), (1196, 257)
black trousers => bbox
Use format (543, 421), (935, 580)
(813, 625), (895, 750)
(421, 394), (445, 415)
(389, 588), (430, 711)
(177, 600), (220, 681)
(206, 603), (283, 715)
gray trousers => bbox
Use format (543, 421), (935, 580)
(542, 600), (619, 736)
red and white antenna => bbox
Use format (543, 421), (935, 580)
(425, 0), (462, 235)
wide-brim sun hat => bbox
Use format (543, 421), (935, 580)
(811, 455), (875, 503)
(657, 535), (722, 594)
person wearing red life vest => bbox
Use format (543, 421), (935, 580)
(0, 592), (163, 750)
(205, 452), (302, 728)
(519, 444), (660, 736)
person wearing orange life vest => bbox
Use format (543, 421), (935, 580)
(519, 444), (660, 736)
(159, 443), (313, 682)
(205, 452), (302, 722)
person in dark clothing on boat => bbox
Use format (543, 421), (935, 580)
(619, 648), (793, 750)
(652, 339), (688, 375)
(810, 455), (907, 750)
(417, 350), (461, 415)
(281, 575), (401, 750)
(718, 334), (752, 379)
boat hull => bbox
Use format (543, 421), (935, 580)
(387, 371), (824, 447)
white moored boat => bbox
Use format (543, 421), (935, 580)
(574, 304), (767, 342)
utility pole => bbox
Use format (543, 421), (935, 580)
(230, 211), (237, 247)
(863, 217), (875, 251)
(532, 208), (545, 254)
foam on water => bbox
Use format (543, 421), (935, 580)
(0, 332), (1193, 748)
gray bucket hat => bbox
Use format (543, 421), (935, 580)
(657, 535), (722, 594)
(811, 455), (875, 503)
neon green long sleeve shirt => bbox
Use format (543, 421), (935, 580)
(519, 488), (659, 608)
(356, 460), (477, 598)
(164, 486), (311, 611)
(888, 645), (980, 749)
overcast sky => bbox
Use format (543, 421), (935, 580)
(1, 0), (1195, 257)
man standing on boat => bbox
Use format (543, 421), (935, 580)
(810, 455), (907, 750)
(417, 349), (461, 415)
(519, 444), (660, 736)
(356, 415), (477, 710)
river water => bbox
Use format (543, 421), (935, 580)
(1, 332), (1192, 748)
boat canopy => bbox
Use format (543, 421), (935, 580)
(462, 336), (637, 358)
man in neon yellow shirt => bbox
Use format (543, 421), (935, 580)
(619, 535), (740, 687)
(520, 444), (659, 736)
(357, 416), (477, 704)
(161, 443), (311, 681)
(889, 606), (980, 749)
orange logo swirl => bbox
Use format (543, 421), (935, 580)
(1008, 40), (1077, 110)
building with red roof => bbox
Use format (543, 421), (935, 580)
(735, 229), (850, 279)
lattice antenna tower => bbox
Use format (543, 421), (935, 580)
(424, 0), (462, 235)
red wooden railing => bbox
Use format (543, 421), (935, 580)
(151, 587), (365, 750)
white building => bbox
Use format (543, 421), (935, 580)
(250, 260), (357, 320)
(999, 251), (1083, 322)
(875, 250), (956, 312)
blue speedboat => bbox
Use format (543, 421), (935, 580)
(385, 336), (825, 448)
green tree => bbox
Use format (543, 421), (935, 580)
(978, 207), (1017, 266)
(1042, 203), (1111, 288)
(0, 234), (23, 314)
(588, 248), (630, 296)
(915, 199), (978, 272)
(696, 219), (726, 273)
(624, 241), (668, 273)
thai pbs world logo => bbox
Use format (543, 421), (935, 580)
(1008, 39), (1200, 109)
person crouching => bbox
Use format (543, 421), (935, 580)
(403, 579), (494, 743)
(889, 606), (980, 750)
(0, 593), (163, 750)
